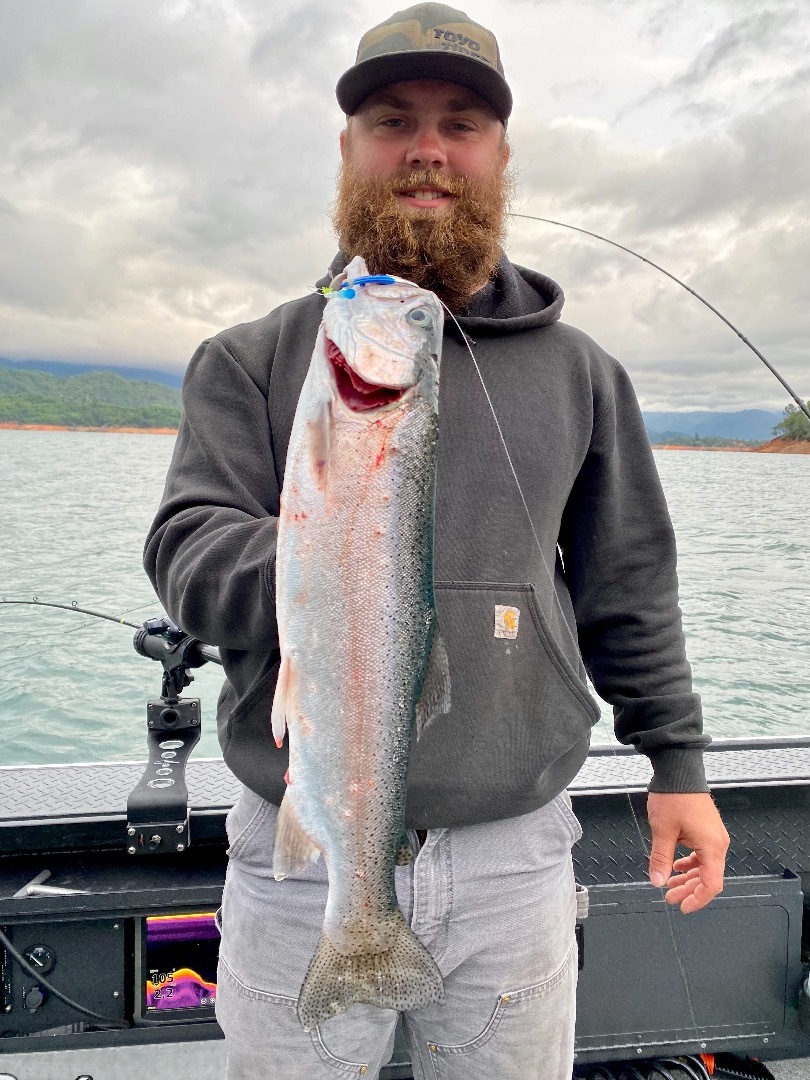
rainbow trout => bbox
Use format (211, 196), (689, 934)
(272, 255), (450, 1031)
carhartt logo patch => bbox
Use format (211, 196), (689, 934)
(494, 605), (520, 639)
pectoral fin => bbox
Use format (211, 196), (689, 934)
(271, 652), (296, 748)
(415, 625), (451, 738)
(307, 397), (332, 491)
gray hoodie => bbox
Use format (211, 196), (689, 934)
(144, 254), (709, 828)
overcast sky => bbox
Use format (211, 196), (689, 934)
(1, 0), (807, 410)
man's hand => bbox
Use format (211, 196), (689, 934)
(646, 792), (729, 913)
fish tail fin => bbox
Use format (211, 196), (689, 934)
(297, 911), (444, 1031)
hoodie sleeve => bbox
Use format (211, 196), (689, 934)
(559, 358), (710, 793)
(143, 335), (280, 652)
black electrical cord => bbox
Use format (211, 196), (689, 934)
(0, 924), (130, 1029)
(576, 1057), (723, 1080)
(509, 212), (810, 424)
(646, 1066), (679, 1080)
(655, 1058), (708, 1080)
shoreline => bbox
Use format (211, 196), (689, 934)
(0, 422), (178, 435)
(748, 437), (810, 455)
(3, 425), (807, 453)
(652, 444), (747, 452)
(653, 438), (810, 455)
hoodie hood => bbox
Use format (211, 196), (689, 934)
(320, 252), (565, 338)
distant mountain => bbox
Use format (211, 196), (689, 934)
(0, 358), (789, 441)
(0, 356), (183, 389)
(0, 368), (181, 429)
(642, 410), (783, 442)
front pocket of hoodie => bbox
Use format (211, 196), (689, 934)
(408, 583), (599, 816)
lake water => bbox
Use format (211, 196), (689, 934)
(0, 430), (808, 766)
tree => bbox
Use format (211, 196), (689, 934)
(772, 402), (810, 442)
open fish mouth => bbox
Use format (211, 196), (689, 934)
(326, 337), (408, 412)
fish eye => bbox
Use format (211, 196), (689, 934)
(406, 306), (433, 329)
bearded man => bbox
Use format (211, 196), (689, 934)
(145, 5), (729, 1078)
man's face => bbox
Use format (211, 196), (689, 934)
(333, 79), (512, 310)
(339, 79), (508, 210)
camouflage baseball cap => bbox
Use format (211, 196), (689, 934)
(336, 3), (512, 122)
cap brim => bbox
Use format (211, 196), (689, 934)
(336, 52), (512, 122)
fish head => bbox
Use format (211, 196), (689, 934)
(321, 256), (443, 417)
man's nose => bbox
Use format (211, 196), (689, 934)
(405, 127), (448, 171)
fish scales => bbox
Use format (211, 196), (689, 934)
(271, 255), (450, 1031)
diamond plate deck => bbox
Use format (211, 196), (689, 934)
(2, 738), (810, 822)
(0, 758), (241, 821)
(577, 740), (810, 794)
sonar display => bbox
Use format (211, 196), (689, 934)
(145, 912), (220, 1011)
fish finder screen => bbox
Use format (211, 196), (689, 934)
(144, 912), (220, 1012)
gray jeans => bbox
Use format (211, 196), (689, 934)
(216, 786), (581, 1079)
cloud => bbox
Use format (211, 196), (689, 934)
(618, 4), (806, 123)
(0, 0), (807, 408)
(507, 92), (809, 409)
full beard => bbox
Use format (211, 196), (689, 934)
(332, 159), (512, 312)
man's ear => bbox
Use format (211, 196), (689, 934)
(339, 126), (348, 159)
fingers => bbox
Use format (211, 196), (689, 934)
(678, 879), (719, 914)
(657, 851), (725, 913)
(645, 792), (730, 913)
(648, 836), (678, 888)
(672, 852), (699, 872)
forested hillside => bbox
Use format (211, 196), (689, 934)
(0, 369), (182, 428)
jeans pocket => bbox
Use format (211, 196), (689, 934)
(427, 941), (577, 1080)
(217, 958), (390, 1077)
(486, 793), (581, 875)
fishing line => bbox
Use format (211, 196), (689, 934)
(319, 274), (699, 1032)
(0, 598), (146, 669)
(509, 212), (810, 422)
(438, 295), (708, 1048)
(61, 599), (164, 637)
(1, 598), (149, 671)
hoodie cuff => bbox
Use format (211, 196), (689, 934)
(646, 747), (710, 793)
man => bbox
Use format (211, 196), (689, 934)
(144, 5), (729, 1078)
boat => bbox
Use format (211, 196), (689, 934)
(1, 623), (810, 1079)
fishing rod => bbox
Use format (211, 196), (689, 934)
(0, 596), (142, 630)
(0, 596), (222, 667)
(509, 211), (810, 423)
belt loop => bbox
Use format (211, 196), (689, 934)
(575, 882), (589, 921)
